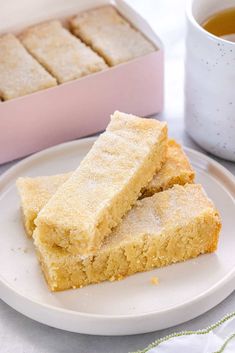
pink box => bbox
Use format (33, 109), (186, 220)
(0, 0), (164, 164)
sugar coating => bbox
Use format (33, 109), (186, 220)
(33, 184), (221, 291)
(34, 111), (167, 254)
(70, 6), (156, 66)
(17, 139), (194, 238)
(20, 20), (107, 83)
(0, 34), (57, 100)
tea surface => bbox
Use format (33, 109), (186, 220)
(202, 7), (235, 38)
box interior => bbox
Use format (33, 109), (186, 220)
(0, 0), (163, 49)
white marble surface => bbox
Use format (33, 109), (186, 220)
(0, 1), (234, 352)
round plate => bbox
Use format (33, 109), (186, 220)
(0, 137), (235, 335)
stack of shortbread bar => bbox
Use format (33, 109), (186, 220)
(17, 111), (221, 291)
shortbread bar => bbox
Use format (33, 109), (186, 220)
(17, 172), (71, 237)
(0, 34), (57, 100)
(34, 112), (168, 254)
(70, 6), (155, 66)
(142, 139), (195, 197)
(33, 184), (221, 291)
(17, 140), (194, 238)
(20, 21), (107, 83)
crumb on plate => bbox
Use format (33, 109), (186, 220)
(151, 276), (159, 285)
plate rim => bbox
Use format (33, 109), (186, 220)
(0, 138), (235, 323)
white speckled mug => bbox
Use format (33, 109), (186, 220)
(185, 0), (235, 161)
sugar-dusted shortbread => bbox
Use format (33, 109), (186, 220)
(70, 6), (155, 66)
(33, 184), (221, 291)
(17, 173), (71, 237)
(17, 140), (194, 238)
(20, 20), (107, 83)
(34, 111), (167, 254)
(142, 139), (195, 197)
(0, 34), (57, 100)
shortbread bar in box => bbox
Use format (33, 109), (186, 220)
(20, 20), (107, 84)
(34, 111), (168, 254)
(33, 184), (221, 291)
(17, 139), (194, 238)
(0, 34), (57, 100)
(70, 6), (155, 66)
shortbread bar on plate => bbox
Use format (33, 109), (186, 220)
(34, 111), (168, 254)
(0, 34), (57, 100)
(17, 139), (194, 238)
(32, 184), (221, 291)
(70, 6), (156, 66)
(20, 20), (107, 83)
(142, 139), (195, 197)
(17, 172), (71, 237)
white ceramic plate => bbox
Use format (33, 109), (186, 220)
(0, 137), (235, 335)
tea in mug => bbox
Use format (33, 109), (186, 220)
(202, 7), (235, 41)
